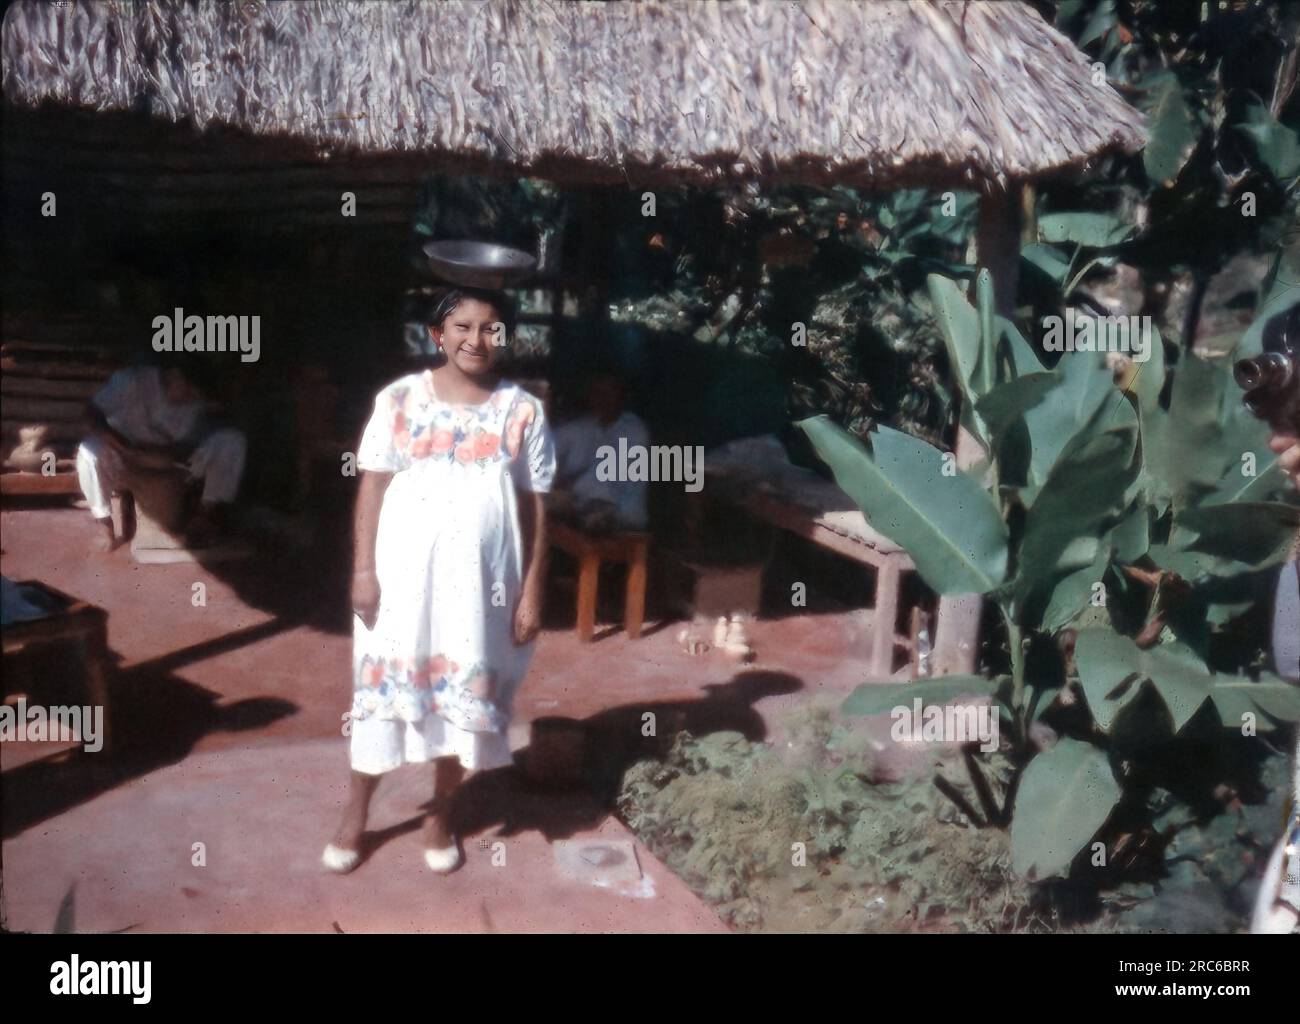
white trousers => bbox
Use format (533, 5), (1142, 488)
(76, 430), (247, 520)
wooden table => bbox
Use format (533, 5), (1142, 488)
(548, 520), (649, 642)
(2, 581), (112, 756)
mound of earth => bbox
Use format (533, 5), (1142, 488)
(616, 715), (1038, 932)
(615, 703), (1292, 934)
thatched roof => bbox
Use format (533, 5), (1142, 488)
(2, 0), (1146, 190)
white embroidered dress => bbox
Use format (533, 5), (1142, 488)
(348, 370), (555, 773)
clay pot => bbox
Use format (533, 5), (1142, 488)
(6, 426), (52, 472)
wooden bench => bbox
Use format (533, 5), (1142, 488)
(699, 439), (920, 678)
(548, 520), (648, 642)
(737, 489), (918, 678)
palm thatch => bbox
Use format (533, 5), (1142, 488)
(2, 0), (1145, 190)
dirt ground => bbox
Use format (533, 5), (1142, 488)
(3, 504), (1290, 933)
(0, 503), (877, 933)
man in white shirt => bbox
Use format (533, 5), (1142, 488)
(551, 371), (649, 532)
(77, 364), (246, 551)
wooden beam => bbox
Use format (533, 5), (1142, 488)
(975, 183), (1024, 317)
(932, 181), (1025, 677)
(0, 470), (82, 495)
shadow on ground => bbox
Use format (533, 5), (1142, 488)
(2, 635), (296, 837)
(359, 670), (804, 858)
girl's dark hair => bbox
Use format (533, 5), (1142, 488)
(428, 286), (518, 335)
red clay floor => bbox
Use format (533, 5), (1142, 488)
(1, 503), (890, 932)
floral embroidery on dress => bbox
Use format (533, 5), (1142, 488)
(504, 397), (536, 458)
(377, 375), (526, 473)
(352, 653), (504, 732)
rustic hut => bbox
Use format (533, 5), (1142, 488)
(3, 0), (1145, 185)
(1, 0), (1146, 669)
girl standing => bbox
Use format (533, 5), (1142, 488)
(324, 286), (554, 873)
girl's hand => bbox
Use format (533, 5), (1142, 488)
(1268, 433), (1300, 487)
(352, 570), (381, 629)
(513, 589), (542, 645)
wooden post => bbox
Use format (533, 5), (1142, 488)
(79, 614), (112, 757)
(624, 538), (648, 640)
(870, 557), (902, 679)
(576, 551), (600, 643)
(976, 182), (1024, 317)
(576, 187), (614, 323)
(931, 181), (1024, 676)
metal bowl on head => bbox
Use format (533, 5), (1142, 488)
(421, 240), (537, 289)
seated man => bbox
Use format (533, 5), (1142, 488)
(77, 363), (246, 552)
(551, 369), (650, 533)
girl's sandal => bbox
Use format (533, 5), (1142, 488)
(322, 843), (362, 874)
(424, 793), (462, 873)
(424, 844), (463, 874)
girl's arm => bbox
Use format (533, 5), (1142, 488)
(513, 488), (549, 644)
(352, 469), (394, 628)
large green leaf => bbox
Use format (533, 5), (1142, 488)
(1038, 212), (1134, 249)
(1112, 500), (1150, 564)
(1076, 633), (1200, 733)
(1014, 424), (1138, 608)
(1172, 501), (1300, 570)
(1021, 243), (1072, 286)
(1199, 417), (1293, 506)
(1021, 353), (1121, 490)
(1155, 389), (1298, 536)
(994, 316), (1046, 379)
(1207, 396), (1291, 499)
(1036, 533), (1115, 635)
(1124, 322), (1166, 429)
(1144, 648), (1215, 733)
(798, 417), (1009, 595)
(1236, 95), (1300, 182)
(1143, 355), (1239, 508)
(1194, 567), (1278, 627)
(1206, 458), (1296, 507)
(1076, 0), (1117, 48)
(1260, 235), (1300, 311)
(927, 273), (982, 393)
(841, 675), (1006, 716)
(1011, 738), (1121, 880)
(1074, 629), (1148, 732)
(1073, 631), (1284, 736)
(975, 372), (1062, 451)
(1064, 255), (1119, 299)
(927, 274), (992, 447)
(925, 275), (1044, 450)
(1141, 70), (1199, 187)
(1210, 677), (1300, 729)
(1147, 542), (1258, 586)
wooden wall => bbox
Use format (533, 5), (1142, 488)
(2, 106), (446, 505)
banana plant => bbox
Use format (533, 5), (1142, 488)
(798, 269), (1300, 881)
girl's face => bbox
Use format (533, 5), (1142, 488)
(429, 298), (506, 378)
